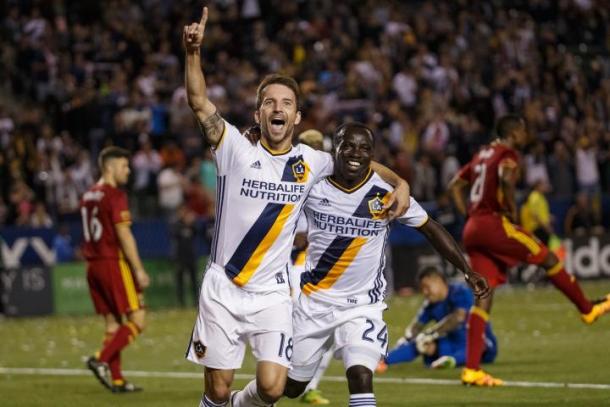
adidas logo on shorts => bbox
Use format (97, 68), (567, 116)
(319, 198), (330, 206)
(250, 160), (262, 169)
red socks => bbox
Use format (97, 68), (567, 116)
(466, 306), (488, 370)
(102, 333), (123, 382)
(547, 263), (593, 314)
(99, 322), (140, 376)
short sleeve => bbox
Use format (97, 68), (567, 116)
(111, 191), (131, 225)
(212, 119), (253, 175)
(396, 197), (429, 228)
(499, 149), (519, 169)
(449, 284), (474, 312)
(416, 301), (432, 324)
(312, 151), (334, 182)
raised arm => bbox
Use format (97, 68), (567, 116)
(184, 6), (224, 146)
(370, 161), (410, 220)
(418, 219), (489, 298)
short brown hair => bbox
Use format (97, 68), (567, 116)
(256, 74), (300, 109)
(98, 146), (130, 170)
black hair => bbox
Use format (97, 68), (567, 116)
(416, 266), (448, 284)
(332, 122), (375, 150)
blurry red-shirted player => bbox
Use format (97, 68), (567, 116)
(81, 146), (150, 393)
(449, 114), (610, 387)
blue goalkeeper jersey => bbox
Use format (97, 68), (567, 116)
(416, 282), (473, 343)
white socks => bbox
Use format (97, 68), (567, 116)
(349, 393), (376, 406)
(231, 380), (272, 407)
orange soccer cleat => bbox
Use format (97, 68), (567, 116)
(461, 368), (504, 387)
(582, 294), (610, 325)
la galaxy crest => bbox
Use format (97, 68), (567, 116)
(193, 341), (206, 358)
(291, 159), (307, 183)
(368, 193), (386, 220)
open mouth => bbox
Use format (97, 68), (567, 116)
(270, 118), (286, 133)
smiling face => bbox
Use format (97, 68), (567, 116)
(333, 123), (374, 186)
(254, 83), (301, 150)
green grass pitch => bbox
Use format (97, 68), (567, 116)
(2, 280), (610, 406)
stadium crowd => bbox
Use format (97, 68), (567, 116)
(0, 0), (609, 233)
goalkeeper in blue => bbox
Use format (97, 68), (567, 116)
(377, 267), (497, 372)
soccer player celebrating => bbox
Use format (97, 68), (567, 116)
(377, 267), (497, 372)
(283, 123), (489, 407)
(82, 146), (150, 393)
(449, 114), (610, 387)
(182, 7), (410, 407)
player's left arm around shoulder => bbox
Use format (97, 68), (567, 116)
(370, 161), (410, 221)
(418, 219), (490, 298)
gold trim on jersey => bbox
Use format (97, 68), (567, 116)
(302, 236), (367, 295)
(118, 255), (139, 311)
(327, 167), (373, 193)
(294, 250), (306, 266)
(260, 139), (293, 156)
(233, 204), (295, 286)
(501, 216), (541, 255)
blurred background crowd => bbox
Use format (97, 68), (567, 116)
(1, 0), (609, 237)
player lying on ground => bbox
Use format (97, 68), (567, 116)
(282, 123), (490, 407)
(183, 6), (411, 407)
(81, 146), (150, 393)
(377, 267), (497, 373)
(449, 114), (610, 387)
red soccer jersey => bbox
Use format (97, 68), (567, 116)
(80, 183), (132, 260)
(456, 141), (519, 217)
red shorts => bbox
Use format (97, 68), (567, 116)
(463, 213), (549, 288)
(87, 257), (143, 316)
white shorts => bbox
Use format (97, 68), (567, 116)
(289, 295), (388, 381)
(186, 264), (293, 369)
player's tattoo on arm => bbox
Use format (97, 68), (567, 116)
(197, 111), (225, 146)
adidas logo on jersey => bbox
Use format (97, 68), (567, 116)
(319, 198), (330, 206)
(250, 160), (262, 169)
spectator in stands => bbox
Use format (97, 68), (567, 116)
(29, 201), (53, 228)
(547, 140), (575, 199)
(172, 204), (200, 307)
(157, 163), (184, 220)
(564, 192), (604, 238)
(132, 136), (162, 217)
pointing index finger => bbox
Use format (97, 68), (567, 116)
(199, 6), (208, 28)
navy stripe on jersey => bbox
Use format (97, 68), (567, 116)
(210, 176), (226, 262)
(300, 236), (355, 288)
(352, 185), (390, 218)
(368, 227), (389, 304)
(281, 155), (307, 182)
(225, 202), (285, 278)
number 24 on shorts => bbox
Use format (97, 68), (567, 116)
(362, 319), (388, 348)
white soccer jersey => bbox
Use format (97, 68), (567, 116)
(209, 120), (333, 293)
(301, 169), (428, 306)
